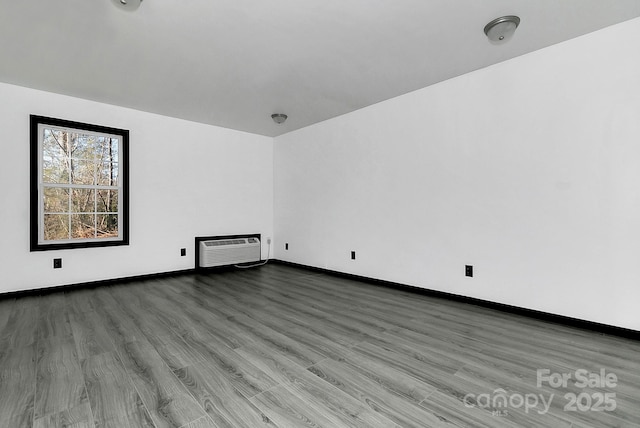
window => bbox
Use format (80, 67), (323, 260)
(30, 115), (129, 251)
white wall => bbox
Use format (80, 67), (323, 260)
(274, 18), (640, 331)
(0, 82), (273, 293)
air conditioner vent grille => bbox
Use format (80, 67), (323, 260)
(199, 236), (261, 267)
(204, 239), (248, 247)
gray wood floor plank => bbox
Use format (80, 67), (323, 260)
(258, 300), (373, 347)
(363, 331), (467, 375)
(224, 313), (327, 368)
(234, 337), (316, 386)
(277, 364), (401, 427)
(337, 347), (437, 404)
(174, 362), (279, 428)
(308, 358), (444, 428)
(145, 332), (207, 373)
(419, 389), (523, 428)
(251, 378), (398, 428)
(179, 330), (279, 399)
(150, 290), (243, 349)
(38, 293), (73, 341)
(35, 337), (88, 420)
(65, 289), (97, 314)
(89, 289), (148, 346)
(180, 415), (221, 428)
(0, 343), (37, 428)
(348, 341), (493, 402)
(0, 297), (15, 335)
(69, 309), (116, 362)
(82, 351), (154, 428)
(33, 402), (94, 428)
(1, 296), (39, 349)
(250, 384), (362, 428)
(116, 339), (207, 428)
(110, 286), (177, 340)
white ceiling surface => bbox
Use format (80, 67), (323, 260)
(2, 1), (640, 137)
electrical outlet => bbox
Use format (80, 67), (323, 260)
(53, 258), (62, 269)
(180, 248), (186, 257)
(351, 251), (356, 260)
(285, 243), (289, 250)
(267, 237), (272, 245)
(465, 265), (473, 277)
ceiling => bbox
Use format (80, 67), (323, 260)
(2, 1), (640, 137)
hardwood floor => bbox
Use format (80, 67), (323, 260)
(0, 263), (639, 427)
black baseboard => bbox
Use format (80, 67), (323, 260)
(272, 259), (640, 341)
(0, 257), (271, 301)
(4, 259), (637, 341)
(0, 268), (196, 300)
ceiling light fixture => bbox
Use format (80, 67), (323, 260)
(484, 16), (520, 44)
(111, 0), (143, 11)
(271, 113), (288, 125)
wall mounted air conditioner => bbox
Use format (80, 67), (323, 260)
(199, 237), (261, 268)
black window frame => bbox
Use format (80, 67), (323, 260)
(30, 115), (130, 251)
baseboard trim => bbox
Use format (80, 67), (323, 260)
(272, 259), (640, 341)
(4, 260), (637, 341)
(0, 268), (197, 299)
(0, 258), (273, 300)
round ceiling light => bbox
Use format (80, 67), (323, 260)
(111, 0), (143, 11)
(484, 16), (520, 44)
(271, 113), (288, 125)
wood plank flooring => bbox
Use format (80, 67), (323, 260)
(0, 263), (639, 427)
